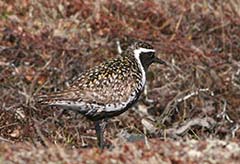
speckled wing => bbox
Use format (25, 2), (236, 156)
(37, 57), (142, 119)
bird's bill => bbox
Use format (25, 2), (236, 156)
(153, 57), (166, 65)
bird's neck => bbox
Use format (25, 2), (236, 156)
(125, 53), (147, 91)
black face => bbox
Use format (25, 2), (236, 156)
(139, 51), (166, 70)
(122, 40), (166, 70)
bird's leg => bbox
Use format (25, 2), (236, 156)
(95, 119), (108, 149)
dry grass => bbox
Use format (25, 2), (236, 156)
(0, 0), (240, 163)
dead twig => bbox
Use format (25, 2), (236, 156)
(159, 88), (214, 124)
(0, 136), (14, 143)
(165, 117), (216, 137)
(216, 99), (234, 123)
(231, 123), (239, 138)
(33, 119), (50, 147)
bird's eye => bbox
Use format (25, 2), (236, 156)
(149, 52), (155, 58)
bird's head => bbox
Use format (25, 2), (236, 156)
(123, 40), (166, 70)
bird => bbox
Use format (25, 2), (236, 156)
(37, 40), (166, 149)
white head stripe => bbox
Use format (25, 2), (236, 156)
(134, 48), (155, 54)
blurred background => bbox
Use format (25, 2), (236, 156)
(0, 0), (240, 163)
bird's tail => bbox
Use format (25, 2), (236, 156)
(35, 92), (64, 105)
(36, 94), (52, 105)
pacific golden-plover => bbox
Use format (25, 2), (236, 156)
(38, 40), (166, 149)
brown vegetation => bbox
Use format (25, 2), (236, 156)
(0, 0), (240, 163)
